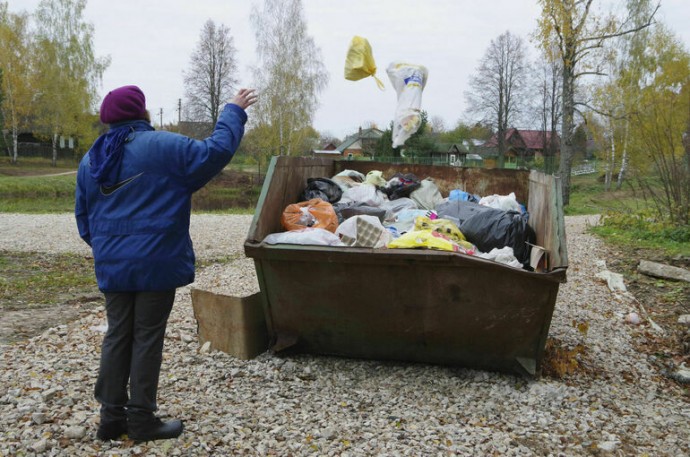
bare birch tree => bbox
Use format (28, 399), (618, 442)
(183, 20), (238, 125)
(250, 0), (328, 157)
(534, 50), (562, 172)
(465, 31), (528, 168)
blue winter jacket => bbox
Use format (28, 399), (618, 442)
(75, 103), (247, 292)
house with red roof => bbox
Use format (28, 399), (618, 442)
(479, 128), (560, 167)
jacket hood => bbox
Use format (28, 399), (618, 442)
(89, 120), (153, 186)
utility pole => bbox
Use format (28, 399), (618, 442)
(159, 108), (163, 129)
(178, 99), (182, 126)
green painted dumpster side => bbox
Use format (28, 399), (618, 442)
(245, 156), (568, 376)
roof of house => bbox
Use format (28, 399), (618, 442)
(483, 128), (560, 150)
(312, 150), (342, 155)
(434, 143), (470, 154)
(336, 127), (384, 152)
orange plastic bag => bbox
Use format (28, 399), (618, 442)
(281, 198), (339, 233)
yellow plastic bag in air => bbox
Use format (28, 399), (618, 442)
(344, 36), (385, 89)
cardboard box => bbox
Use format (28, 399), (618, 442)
(191, 289), (268, 360)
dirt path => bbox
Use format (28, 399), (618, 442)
(25, 170), (77, 177)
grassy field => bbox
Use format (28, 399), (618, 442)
(567, 172), (690, 257)
(566, 172), (650, 216)
(0, 158), (259, 214)
(0, 251), (98, 311)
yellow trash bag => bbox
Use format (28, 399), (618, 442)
(414, 216), (466, 243)
(388, 230), (460, 253)
(344, 36), (385, 90)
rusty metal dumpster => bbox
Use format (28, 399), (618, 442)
(244, 156), (567, 376)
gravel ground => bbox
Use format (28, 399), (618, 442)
(1, 214), (688, 456)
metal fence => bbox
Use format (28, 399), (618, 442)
(571, 160), (597, 176)
(14, 142), (79, 161)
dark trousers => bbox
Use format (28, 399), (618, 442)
(95, 290), (175, 424)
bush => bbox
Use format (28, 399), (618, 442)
(598, 209), (690, 246)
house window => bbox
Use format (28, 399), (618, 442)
(450, 154), (456, 164)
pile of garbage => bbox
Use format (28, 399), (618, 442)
(263, 169), (537, 270)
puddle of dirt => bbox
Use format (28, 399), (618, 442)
(0, 301), (101, 344)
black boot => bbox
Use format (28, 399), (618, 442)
(128, 417), (184, 442)
(97, 420), (128, 441)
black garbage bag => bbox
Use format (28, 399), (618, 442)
(383, 172), (421, 200)
(437, 200), (535, 265)
(301, 177), (343, 204)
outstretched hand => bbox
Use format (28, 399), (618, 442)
(230, 88), (258, 110)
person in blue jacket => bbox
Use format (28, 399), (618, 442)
(75, 85), (257, 442)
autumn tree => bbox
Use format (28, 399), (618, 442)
(593, 0), (657, 191)
(0, 4), (32, 163)
(626, 25), (690, 226)
(0, 69), (5, 156)
(32, 0), (108, 165)
(465, 31), (528, 168)
(183, 20), (238, 125)
(250, 0), (328, 158)
(536, 0), (658, 204)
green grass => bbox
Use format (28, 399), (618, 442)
(0, 166), (259, 214)
(568, 172), (689, 257)
(590, 210), (690, 257)
(0, 251), (98, 310)
(0, 174), (78, 213)
(566, 173), (651, 216)
(0, 157), (80, 176)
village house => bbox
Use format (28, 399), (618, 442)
(479, 128), (560, 167)
(336, 127), (384, 158)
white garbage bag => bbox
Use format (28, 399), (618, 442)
(386, 62), (429, 148)
(479, 192), (522, 213)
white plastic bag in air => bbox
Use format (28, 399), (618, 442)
(386, 62), (429, 148)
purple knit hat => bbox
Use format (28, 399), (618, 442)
(99, 85), (147, 124)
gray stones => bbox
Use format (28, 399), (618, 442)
(0, 214), (688, 456)
(31, 438), (49, 453)
(64, 425), (87, 439)
(669, 365), (690, 384)
(31, 412), (47, 425)
(41, 387), (60, 402)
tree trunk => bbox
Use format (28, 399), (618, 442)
(497, 125), (506, 168)
(616, 120), (629, 190)
(0, 130), (9, 158)
(497, 74), (506, 169)
(11, 125), (18, 165)
(559, 64), (574, 205)
(52, 133), (58, 167)
(604, 117), (616, 191)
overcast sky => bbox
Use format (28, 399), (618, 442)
(14, 0), (690, 139)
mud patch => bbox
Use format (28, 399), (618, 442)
(0, 300), (101, 344)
